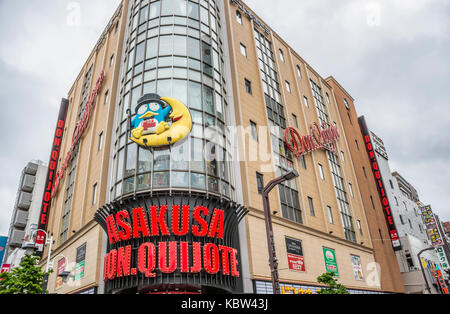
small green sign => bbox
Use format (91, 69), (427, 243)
(323, 248), (339, 277)
(75, 261), (85, 281)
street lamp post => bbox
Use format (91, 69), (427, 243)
(31, 229), (54, 294)
(261, 170), (299, 294)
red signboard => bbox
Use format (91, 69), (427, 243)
(1, 264), (10, 274)
(101, 204), (240, 281)
(285, 122), (340, 157)
(37, 98), (69, 239)
(359, 117), (401, 250)
(52, 70), (105, 198)
(287, 254), (305, 272)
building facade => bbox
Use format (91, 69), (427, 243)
(38, 0), (405, 294)
(3, 160), (48, 269)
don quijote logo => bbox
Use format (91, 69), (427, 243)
(130, 94), (192, 148)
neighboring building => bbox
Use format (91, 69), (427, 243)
(3, 160), (48, 269)
(39, 0), (405, 294)
(326, 77), (405, 293)
(444, 222), (450, 236)
(357, 120), (442, 293)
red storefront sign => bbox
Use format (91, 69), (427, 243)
(1, 264), (10, 274)
(52, 70), (105, 198)
(102, 205), (240, 282)
(359, 117), (401, 250)
(287, 254), (305, 272)
(285, 122), (340, 157)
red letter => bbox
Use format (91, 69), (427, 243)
(172, 205), (190, 236)
(138, 243), (156, 278)
(106, 215), (120, 245)
(180, 242), (190, 273)
(159, 242), (177, 274)
(150, 205), (170, 236)
(219, 245), (233, 276)
(117, 245), (131, 277)
(106, 250), (117, 280)
(207, 209), (224, 239)
(132, 207), (150, 238)
(192, 206), (209, 237)
(116, 210), (132, 240)
(203, 243), (220, 274)
(190, 242), (202, 273)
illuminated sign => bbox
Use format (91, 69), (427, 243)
(284, 122), (340, 157)
(285, 237), (305, 272)
(359, 117), (402, 251)
(420, 205), (444, 247)
(37, 98), (69, 239)
(130, 94), (192, 148)
(436, 247), (450, 270)
(52, 70), (105, 198)
(1, 264), (10, 274)
(94, 194), (247, 293)
(350, 255), (364, 281)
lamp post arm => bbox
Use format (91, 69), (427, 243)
(417, 247), (436, 294)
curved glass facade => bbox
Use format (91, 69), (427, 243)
(112, 0), (235, 201)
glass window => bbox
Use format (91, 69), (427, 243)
(172, 172), (189, 188)
(154, 150), (170, 171)
(250, 121), (258, 141)
(149, 1), (161, 19)
(189, 81), (202, 110)
(172, 79), (188, 105)
(236, 10), (242, 24)
(146, 37), (159, 59)
(191, 138), (204, 172)
(327, 206), (334, 224)
(153, 172), (169, 188)
(308, 197), (315, 216)
(135, 41), (145, 64)
(159, 35), (173, 55)
(188, 2), (199, 20)
(139, 6), (149, 24)
(171, 141), (189, 170)
(204, 85), (214, 114)
(188, 37), (201, 59)
(138, 147), (152, 173)
(174, 35), (187, 56)
(240, 43), (247, 57)
(256, 172), (264, 194)
(191, 173), (206, 190)
(162, 0), (187, 16)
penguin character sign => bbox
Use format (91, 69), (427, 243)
(130, 94), (192, 148)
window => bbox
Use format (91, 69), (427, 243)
(285, 80), (291, 93)
(250, 120), (258, 141)
(318, 163), (325, 180)
(394, 197), (399, 206)
(370, 195), (375, 209)
(110, 54), (114, 67)
(344, 98), (350, 110)
(340, 151), (345, 162)
(292, 114), (298, 128)
(408, 219), (412, 229)
(389, 180), (394, 189)
(296, 65), (302, 78)
(379, 229), (384, 243)
(326, 92), (331, 105)
(348, 183), (354, 198)
(236, 10), (242, 24)
(279, 184), (303, 224)
(404, 202), (407, 211)
(279, 49), (285, 62)
(304, 96), (309, 108)
(362, 166), (367, 178)
(240, 43), (247, 57)
(308, 197), (315, 216)
(104, 90), (109, 105)
(355, 139), (359, 150)
(92, 183), (98, 206)
(327, 206), (334, 224)
(357, 219), (363, 235)
(400, 214), (405, 225)
(98, 132), (103, 152)
(256, 173), (264, 194)
(300, 155), (307, 170)
(347, 112), (352, 125)
(245, 79), (252, 94)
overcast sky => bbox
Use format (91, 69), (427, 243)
(0, 0), (449, 236)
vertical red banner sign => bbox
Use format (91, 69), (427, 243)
(358, 116), (402, 251)
(37, 98), (69, 252)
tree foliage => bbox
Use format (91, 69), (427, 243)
(0, 254), (48, 294)
(316, 272), (349, 294)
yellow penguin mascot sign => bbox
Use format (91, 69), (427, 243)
(130, 94), (192, 148)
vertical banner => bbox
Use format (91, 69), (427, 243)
(358, 116), (402, 251)
(436, 247), (450, 270)
(285, 237), (305, 272)
(420, 205), (444, 248)
(55, 258), (67, 290)
(323, 248), (339, 277)
(75, 243), (87, 281)
(37, 98), (69, 252)
(0, 237), (7, 265)
(350, 255), (364, 281)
